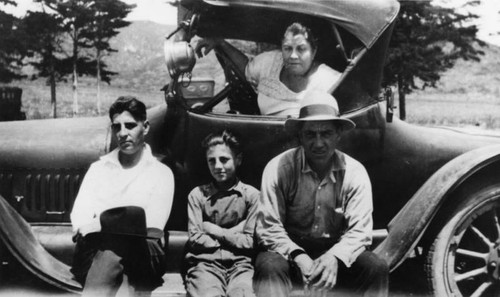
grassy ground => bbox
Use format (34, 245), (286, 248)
(4, 79), (165, 120)
(404, 44), (500, 130)
(403, 90), (500, 130)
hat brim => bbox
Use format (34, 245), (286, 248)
(285, 116), (356, 135)
(97, 227), (163, 239)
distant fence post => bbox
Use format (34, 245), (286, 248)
(0, 87), (26, 121)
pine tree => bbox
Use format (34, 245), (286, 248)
(383, 1), (485, 120)
(22, 11), (66, 118)
(0, 0), (25, 83)
(37, 0), (95, 115)
(83, 0), (135, 114)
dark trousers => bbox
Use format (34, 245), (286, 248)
(253, 250), (388, 297)
(71, 233), (166, 296)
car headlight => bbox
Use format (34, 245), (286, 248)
(164, 39), (196, 78)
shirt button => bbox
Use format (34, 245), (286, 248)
(318, 186), (322, 190)
(314, 225), (318, 229)
(317, 205), (321, 210)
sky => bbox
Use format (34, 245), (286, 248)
(2, 0), (178, 24)
(2, 0), (500, 46)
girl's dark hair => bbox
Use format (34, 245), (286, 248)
(282, 22), (318, 50)
(202, 130), (242, 156)
(109, 96), (147, 122)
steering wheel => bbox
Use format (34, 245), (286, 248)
(213, 47), (260, 115)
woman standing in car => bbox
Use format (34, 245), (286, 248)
(196, 22), (341, 117)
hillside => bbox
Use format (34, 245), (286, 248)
(104, 21), (177, 90)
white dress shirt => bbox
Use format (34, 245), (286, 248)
(70, 144), (174, 234)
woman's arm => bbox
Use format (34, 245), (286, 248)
(196, 38), (249, 77)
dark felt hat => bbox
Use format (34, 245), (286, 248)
(285, 90), (355, 135)
(99, 206), (147, 237)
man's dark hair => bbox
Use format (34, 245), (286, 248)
(202, 130), (242, 156)
(109, 96), (147, 122)
(282, 22), (318, 51)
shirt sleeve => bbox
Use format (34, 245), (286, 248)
(326, 160), (373, 267)
(187, 188), (221, 251)
(218, 186), (260, 249)
(256, 157), (304, 258)
(146, 165), (175, 230)
(70, 164), (100, 233)
(314, 64), (342, 93)
(245, 50), (277, 88)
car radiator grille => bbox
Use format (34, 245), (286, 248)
(0, 169), (85, 222)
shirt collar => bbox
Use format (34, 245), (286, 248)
(203, 179), (243, 201)
(299, 147), (346, 182)
(100, 144), (154, 168)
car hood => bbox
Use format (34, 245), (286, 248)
(184, 0), (400, 48)
(0, 116), (110, 169)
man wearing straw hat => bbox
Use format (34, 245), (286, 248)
(254, 90), (388, 297)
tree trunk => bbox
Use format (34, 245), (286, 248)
(398, 76), (406, 121)
(72, 27), (79, 115)
(96, 48), (101, 115)
(72, 67), (78, 115)
(50, 71), (56, 118)
(49, 55), (57, 118)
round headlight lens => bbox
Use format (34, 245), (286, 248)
(164, 40), (196, 78)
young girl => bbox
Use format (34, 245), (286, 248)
(184, 130), (260, 297)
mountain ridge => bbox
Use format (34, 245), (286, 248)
(104, 20), (177, 90)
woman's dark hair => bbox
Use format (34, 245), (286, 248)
(282, 22), (318, 50)
(109, 96), (147, 122)
(202, 130), (242, 156)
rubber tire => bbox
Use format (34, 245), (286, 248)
(425, 183), (500, 297)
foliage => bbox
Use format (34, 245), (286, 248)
(22, 12), (65, 79)
(81, 0), (135, 113)
(82, 0), (135, 84)
(22, 11), (67, 117)
(29, 0), (133, 115)
(383, 1), (485, 120)
(40, 1), (98, 79)
(0, 1), (25, 82)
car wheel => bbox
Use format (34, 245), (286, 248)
(425, 183), (500, 296)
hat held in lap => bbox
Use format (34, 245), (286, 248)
(100, 206), (147, 237)
(285, 90), (355, 135)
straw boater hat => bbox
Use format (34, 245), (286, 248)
(285, 90), (356, 135)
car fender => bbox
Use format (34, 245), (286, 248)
(374, 144), (500, 270)
(0, 194), (82, 292)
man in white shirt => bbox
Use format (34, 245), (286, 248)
(70, 96), (175, 296)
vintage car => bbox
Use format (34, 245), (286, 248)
(1, 0), (500, 296)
